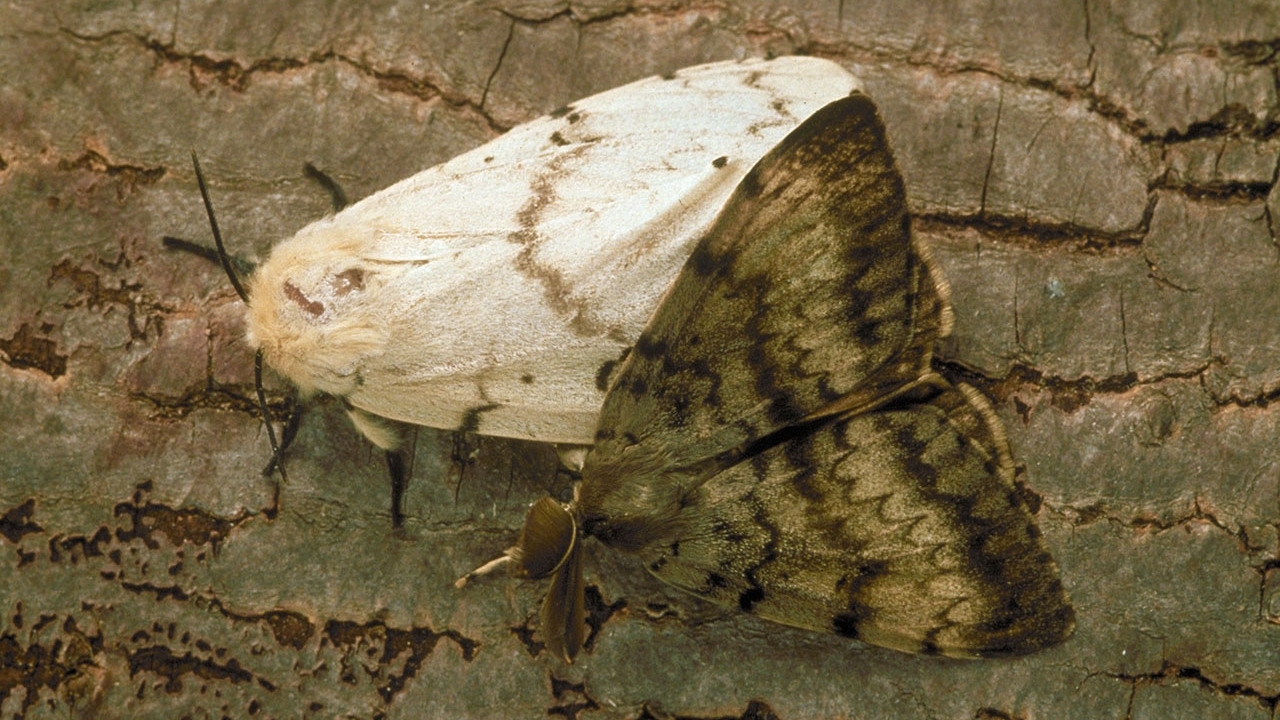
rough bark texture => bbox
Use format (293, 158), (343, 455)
(2, 1), (1279, 718)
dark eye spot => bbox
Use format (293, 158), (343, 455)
(331, 268), (365, 296)
(283, 282), (324, 317)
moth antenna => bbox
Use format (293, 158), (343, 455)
(455, 496), (577, 588)
(255, 348), (287, 518)
(303, 162), (349, 212)
(189, 152), (285, 515)
(190, 150), (250, 304)
(541, 535), (585, 663)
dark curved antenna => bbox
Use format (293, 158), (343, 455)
(190, 151), (250, 303)
(190, 151), (288, 502)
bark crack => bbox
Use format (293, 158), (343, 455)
(979, 89), (1002, 219)
(1107, 661), (1280, 714)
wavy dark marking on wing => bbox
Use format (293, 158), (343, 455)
(594, 347), (631, 392)
(628, 383), (1071, 658)
(505, 143), (608, 336)
(283, 282), (325, 317)
(584, 95), (948, 493)
(458, 403), (502, 433)
(736, 491), (779, 612)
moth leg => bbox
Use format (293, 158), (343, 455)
(450, 433), (481, 500)
(384, 436), (418, 529)
(251, 349), (288, 520)
(454, 553), (514, 588)
(260, 397), (302, 477)
(161, 236), (257, 279)
(302, 162), (349, 211)
(347, 407), (417, 528)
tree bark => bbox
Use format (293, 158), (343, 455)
(2, 0), (1279, 717)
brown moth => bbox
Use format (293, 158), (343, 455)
(460, 93), (1074, 661)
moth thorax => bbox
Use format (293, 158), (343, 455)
(578, 460), (692, 552)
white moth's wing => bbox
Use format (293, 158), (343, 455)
(246, 57), (860, 444)
(637, 384), (1074, 658)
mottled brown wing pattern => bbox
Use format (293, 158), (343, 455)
(639, 383), (1073, 658)
(586, 95), (950, 478)
(512, 91), (1072, 662)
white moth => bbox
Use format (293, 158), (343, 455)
(242, 57), (859, 456)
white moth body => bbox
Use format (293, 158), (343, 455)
(246, 57), (859, 447)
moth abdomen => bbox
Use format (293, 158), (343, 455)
(580, 510), (674, 553)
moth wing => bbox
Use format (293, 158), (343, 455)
(249, 57), (860, 445)
(540, 540), (585, 663)
(639, 383), (1074, 658)
(509, 497), (585, 663)
(585, 93), (951, 476)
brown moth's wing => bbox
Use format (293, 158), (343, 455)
(639, 382), (1073, 658)
(540, 539), (585, 663)
(584, 94), (951, 487)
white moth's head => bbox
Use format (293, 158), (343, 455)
(245, 220), (391, 399)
